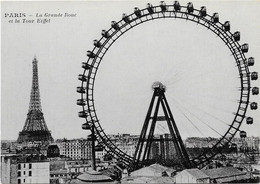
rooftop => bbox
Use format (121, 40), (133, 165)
(131, 163), (176, 177)
(184, 168), (210, 179)
(121, 175), (175, 183)
(201, 167), (251, 183)
(202, 167), (247, 178)
(76, 169), (113, 182)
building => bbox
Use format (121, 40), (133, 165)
(66, 161), (91, 175)
(130, 163), (176, 177)
(1, 153), (50, 184)
(56, 138), (92, 160)
(185, 137), (219, 148)
(106, 134), (185, 161)
(149, 134), (177, 161)
(114, 141), (136, 157)
(49, 158), (93, 183)
(150, 141), (160, 160)
(68, 169), (116, 183)
(1, 154), (18, 184)
(108, 134), (138, 157)
(251, 163), (260, 179)
(121, 163), (176, 183)
(202, 167), (251, 183)
(231, 136), (260, 152)
(174, 168), (210, 183)
(17, 161), (49, 184)
(95, 145), (107, 161)
(50, 169), (68, 184)
(1, 140), (19, 150)
(47, 144), (60, 158)
(49, 159), (68, 184)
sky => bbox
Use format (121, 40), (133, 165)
(1, 0), (260, 141)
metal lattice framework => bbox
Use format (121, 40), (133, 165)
(77, 2), (258, 167)
(132, 82), (192, 170)
(18, 57), (53, 143)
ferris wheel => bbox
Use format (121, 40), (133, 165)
(77, 1), (258, 168)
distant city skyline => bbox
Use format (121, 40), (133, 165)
(2, 1), (260, 141)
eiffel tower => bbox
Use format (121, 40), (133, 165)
(131, 82), (191, 170)
(17, 57), (53, 144)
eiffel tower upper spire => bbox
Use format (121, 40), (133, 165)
(17, 57), (53, 144)
(29, 56), (42, 112)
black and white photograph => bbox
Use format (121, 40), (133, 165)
(1, 0), (260, 183)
